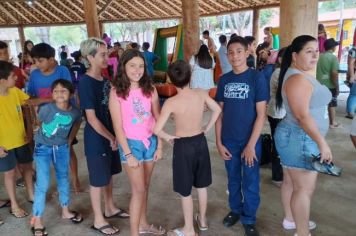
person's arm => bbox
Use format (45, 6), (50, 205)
(150, 87), (163, 161)
(0, 147), (8, 158)
(68, 120), (81, 145)
(153, 99), (178, 143)
(285, 74), (332, 162)
(203, 92), (221, 133)
(331, 57), (339, 95)
(108, 88), (138, 168)
(85, 109), (116, 148)
(215, 102), (232, 160)
(241, 101), (267, 167)
(347, 55), (355, 83)
(24, 97), (53, 106)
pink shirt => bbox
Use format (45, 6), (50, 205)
(117, 88), (155, 148)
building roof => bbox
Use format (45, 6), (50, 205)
(0, 0), (280, 27)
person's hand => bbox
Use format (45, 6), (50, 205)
(217, 143), (232, 160)
(0, 147), (8, 158)
(127, 154), (140, 168)
(241, 145), (257, 167)
(110, 137), (118, 151)
(319, 142), (332, 164)
(164, 135), (179, 145)
(153, 148), (163, 161)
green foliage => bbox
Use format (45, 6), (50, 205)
(319, 0), (356, 13)
(259, 8), (277, 27)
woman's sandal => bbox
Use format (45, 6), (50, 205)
(31, 227), (48, 236)
(63, 211), (83, 224)
(139, 224), (166, 235)
(10, 208), (28, 218)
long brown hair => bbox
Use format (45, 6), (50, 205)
(111, 49), (153, 99)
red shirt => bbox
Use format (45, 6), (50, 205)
(13, 66), (26, 89)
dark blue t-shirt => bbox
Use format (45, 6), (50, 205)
(78, 74), (113, 156)
(70, 62), (86, 87)
(215, 68), (269, 143)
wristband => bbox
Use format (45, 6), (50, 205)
(124, 152), (132, 157)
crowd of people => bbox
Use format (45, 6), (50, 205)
(0, 25), (355, 236)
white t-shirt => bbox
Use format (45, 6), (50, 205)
(351, 116), (356, 136)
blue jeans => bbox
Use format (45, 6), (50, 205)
(223, 139), (261, 224)
(33, 143), (70, 217)
(347, 83), (356, 115)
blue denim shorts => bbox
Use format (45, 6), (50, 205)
(274, 122), (319, 171)
(118, 135), (157, 163)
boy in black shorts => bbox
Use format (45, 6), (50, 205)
(154, 60), (221, 236)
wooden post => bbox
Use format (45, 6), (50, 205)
(182, 0), (200, 61)
(18, 25), (25, 50)
(252, 8), (259, 41)
(83, 0), (100, 38)
(99, 21), (104, 37)
(280, 0), (318, 47)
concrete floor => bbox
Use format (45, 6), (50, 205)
(0, 93), (355, 236)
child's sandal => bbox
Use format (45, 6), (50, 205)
(10, 207), (28, 218)
(32, 227), (48, 236)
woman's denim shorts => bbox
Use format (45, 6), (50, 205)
(274, 121), (319, 171)
(118, 135), (157, 163)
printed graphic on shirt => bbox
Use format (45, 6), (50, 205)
(101, 80), (110, 109)
(224, 83), (250, 99)
(42, 113), (72, 137)
(132, 97), (150, 124)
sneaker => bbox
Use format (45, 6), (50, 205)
(243, 224), (259, 236)
(222, 212), (239, 227)
(282, 218), (316, 230)
(272, 180), (282, 187)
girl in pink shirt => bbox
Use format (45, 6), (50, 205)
(109, 49), (165, 236)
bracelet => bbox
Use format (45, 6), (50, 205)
(124, 152), (132, 157)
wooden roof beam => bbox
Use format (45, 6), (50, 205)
(162, 0), (182, 14)
(35, 1), (62, 22)
(26, 1), (52, 22)
(123, 1), (150, 18)
(106, 4), (127, 19)
(145, 1), (171, 18)
(69, 0), (84, 15)
(156, 0), (181, 15)
(0, 4), (18, 23)
(46, 0), (72, 22)
(132, 0), (160, 18)
(55, 0), (82, 21)
(14, 2), (41, 23)
(5, 2), (31, 24)
(98, 0), (114, 16)
(199, 1), (218, 13)
(111, 1), (138, 19)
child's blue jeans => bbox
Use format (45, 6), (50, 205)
(33, 143), (70, 217)
(223, 139), (261, 225)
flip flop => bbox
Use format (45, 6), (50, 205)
(167, 228), (186, 236)
(0, 200), (10, 209)
(195, 214), (208, 231)
(64, 211), (83, 224)
(10, 208), (28, 218)
(0, 218), (3, 226)
(31, 227), (48, 236)
(91, 224), (120, 235)
(103, 209), (129, 219)
(311, 155), (342, 177)
(139, 224), (166, 235)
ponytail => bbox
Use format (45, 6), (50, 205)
(275, 45), (292, 109)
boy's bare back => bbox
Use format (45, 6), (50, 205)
(166, 89), (206, 137)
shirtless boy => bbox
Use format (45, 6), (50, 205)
(154, 60), (221, 236)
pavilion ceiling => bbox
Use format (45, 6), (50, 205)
(0, 0), (280, 27)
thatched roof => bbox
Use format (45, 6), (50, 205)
(0, 0), (279, 27)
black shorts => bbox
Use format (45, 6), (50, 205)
(172, 133), (212, 197)
(86, 150), (122, 187)
(328, 88), (338, 107)
(0, 144), (33, 172)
